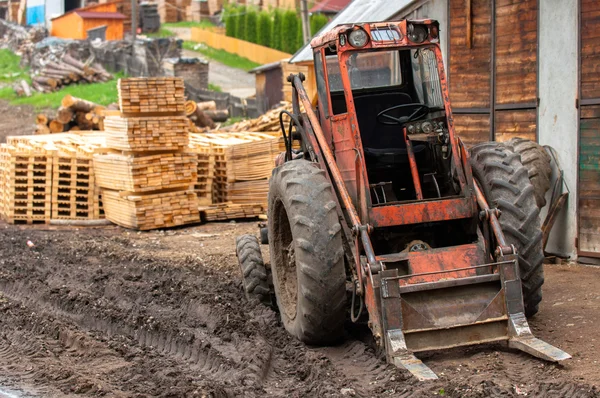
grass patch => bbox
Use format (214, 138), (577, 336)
(221, 117), (245, 127)
(208, 83), (222, 92)
(164, 21), (216, 29)
(145, 27), (175, 38)
(0, 73), (124, 109)
(0, 49), (29, 83)
(182, 41), (260, 71)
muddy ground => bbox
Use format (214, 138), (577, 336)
(0, 220), (598, 397)
(0, 100), (43, 143)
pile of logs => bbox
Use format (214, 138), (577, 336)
(35, 95), (116, 134)
(221, 103), (293, 133)
(25, 54), (113, 94)
(185, 100), (230, 133)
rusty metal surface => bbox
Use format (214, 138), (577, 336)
(369, 196), (476, 227)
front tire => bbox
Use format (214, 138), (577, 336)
(268, 160), (346, 345)
(470, 142), (544, 317)
(236, 234), (271, 306)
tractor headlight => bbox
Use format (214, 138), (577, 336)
(348, 29), (368, 48)
(407, 24), (428, 43)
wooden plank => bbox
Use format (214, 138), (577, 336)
(581, 0), (600, 100)
(578, 105), (600, 253)
(494, 0), (537, 105)
(494, 109), (536, 142)
(452, 113), (490, 147)
(449, 0), (492, 109)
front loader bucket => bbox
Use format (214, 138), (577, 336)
(368, 245), (570, 381)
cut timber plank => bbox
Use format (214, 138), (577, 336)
(104, 115), (189, 151)
(199, 202), (265, 222)
(117, 77), (186, 115)
(93, 152), (198, 193)
(102, 189), (200, 230)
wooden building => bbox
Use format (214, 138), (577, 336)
(289, 0), (600, 260)
(51, 1), (125, 40)
(250, 59), (310, 114)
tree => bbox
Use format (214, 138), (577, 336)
(257, 11), (273, 48)
(272, 9), (283, 51)
(281, 10), (299, 54)
(245, 8), (259, 43)
(235, 6), (247, 40)
(224, 5), (237, 37)
(310, 13), (329, 35)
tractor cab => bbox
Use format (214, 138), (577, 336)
(312, 20), (457, 206)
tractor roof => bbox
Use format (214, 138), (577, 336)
(309, 19), (438, 50)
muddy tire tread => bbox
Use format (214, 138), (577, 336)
(236, 234), (271, 305)
(505, 137), (552, 208)
(470, 142), (544, 317)
(268, 160), (346, 345)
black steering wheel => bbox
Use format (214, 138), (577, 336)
(376, 103), (430, 126)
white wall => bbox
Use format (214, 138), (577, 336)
(45, 0), (63, 28)
(538, 0), (578, 258)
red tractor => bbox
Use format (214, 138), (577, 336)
(236, 19), (569, 380)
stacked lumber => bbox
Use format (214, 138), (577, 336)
(188, 132), (281, 220)
(31, 54), (113, 93)
(0, 132), (106, 224)
(93, 153), (197, 193)
(97, 77), (199, 230)
(187, 135), (215, 205)
(102, 190), (198, 230)
(103, 115), (189, 151)
(199, 203), (265, 222)
(158, 0), (178, 23)
(118, 77), (186, 114)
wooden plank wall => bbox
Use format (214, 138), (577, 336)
(581, 0), (600, 100)
(578, 106), (600, 254)
(579, 0), (600, 255)
(494, 0), (537, 142)
(449, 0), (492, 145)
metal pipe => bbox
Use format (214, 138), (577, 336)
(404, 127), (423, 200)
(473, 179), (508, 248)
(291, 75), (362, 230)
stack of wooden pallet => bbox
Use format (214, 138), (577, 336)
(0, 132), (106, 224)
(95, 77), (199, 230)
(187, 132), (282, 221)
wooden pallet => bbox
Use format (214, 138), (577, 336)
(104, 115), (189, 152)
(117, 77), (186, 114)
(102, 188), (200, 230)
(93, 152), (198, 193)
(0, 144), (53, 224)
(199, 202), (265, 222)
(51, 151), (102, 220)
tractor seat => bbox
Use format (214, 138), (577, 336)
(363, 145), (426, 168)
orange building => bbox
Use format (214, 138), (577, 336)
(51, 2), (125, 40)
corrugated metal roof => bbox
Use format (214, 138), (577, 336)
(310, 0), (352, 14)
(290, 0), (420, 64)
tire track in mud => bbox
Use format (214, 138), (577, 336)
(0, 227), (598, 397)
(0, 280), (276, 395)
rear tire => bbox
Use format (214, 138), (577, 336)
(236, 234), (271, 306)
(504, 137), (552, 208)
(470, 142), (544, 317)
(268, 160), (346, 345)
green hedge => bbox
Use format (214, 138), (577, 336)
(257, 11), (273, 48)
(223, 8), (330, 55)
(245, 9), (258, 43)
(271, 9), (283, 51)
